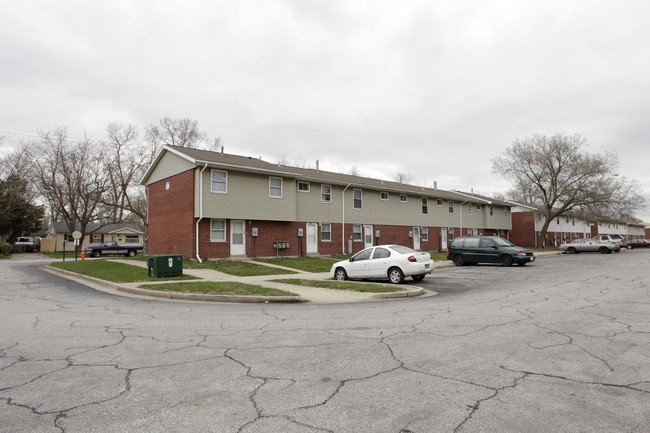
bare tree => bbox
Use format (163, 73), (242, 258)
(492, 133), (645, 248)
(144, 117), (221, 160)
(23, 128), (111, 248)
(394, 172), (413, 184)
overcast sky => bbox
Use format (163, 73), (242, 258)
(2, 0), (649, 222)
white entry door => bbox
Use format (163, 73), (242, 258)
(306, 223), (318, 254)
(230, 220), (246, 256)
(413, 226), (421, 250)
(441, 228), (448, 250)
(364, 225), (373, 249)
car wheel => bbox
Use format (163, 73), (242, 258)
(500, 255), (513, 267)
(92, 250), (101, 258)
(412, 274), (425, 282)
(388, 267), (405, 284)
(628, 245), (633, 250)
(126, 250), (136, 257)
(599, 246), (609, 254)
(334, 267), (348, 281)
(567, 247), (577, 254)
(453, 255), (465, 266)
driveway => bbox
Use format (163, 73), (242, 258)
(1, 251), (648, 432)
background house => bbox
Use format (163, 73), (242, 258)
(141, 145), (515, 259)
(43, 222), (144, 252)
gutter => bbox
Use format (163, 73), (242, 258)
(342, 184), (350, 255)
(195, 163), (208, 263)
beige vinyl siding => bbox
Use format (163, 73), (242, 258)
(195, 169), (296, 220)
(483, 205), (512, 230)
(296, 182), (343, 222)
(143, 152), (195, 185)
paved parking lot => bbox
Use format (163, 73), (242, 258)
(1, 251), (649, 432)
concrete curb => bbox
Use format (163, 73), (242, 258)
(116, 285), (302, 303)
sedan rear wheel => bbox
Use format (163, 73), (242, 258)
(388, 267), (405, 284)
(334, 267), (348, 281)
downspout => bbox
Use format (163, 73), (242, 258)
(342, 184), (350, 255)
(195, 163), (208, 263)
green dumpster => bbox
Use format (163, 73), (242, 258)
(147, 255), (183, 277)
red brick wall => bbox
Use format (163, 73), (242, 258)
(147, 170), (195, 257)
(510, 212), (536, 247)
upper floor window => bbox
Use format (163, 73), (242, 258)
(467, 203), (473, 215)
(448, 201), (454, 214)
(211, 170), (227, 193)
(504, 207), (510, 218)
(477, 204), (482, 211)
(353, 189), (362, 209)
(298, 182), (310, 192)
(437, 199), (443, 206)
(421, 198), (428, 214)
(321, 185), (332, 203)
(380, 192), (389, 201)
(400, 194), (407, 203)
(489, 205), (494, 216)
(269, 177), (283, 198)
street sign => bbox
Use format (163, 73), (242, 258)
(72, 231), (82, 239)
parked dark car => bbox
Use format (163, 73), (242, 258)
(447, 236), (535, 266)
(626, 239), (650, 249)
(84, 241), (144, 257)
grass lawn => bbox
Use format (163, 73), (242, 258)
(48, 260), (197, 283)
(137, 281), (295, 296)
(258, 257), (338, 272)
(182, 259), (298, 276)
(271, 278), (404, 293)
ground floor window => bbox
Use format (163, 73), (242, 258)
(321, 223), (331, 241)
(422, 227), (429, 241)
(125, 235), (139, 243)
(210, 219), (226, 242)
(352, 224), (362, 241)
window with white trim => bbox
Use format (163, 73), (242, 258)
(125, 235), (140, 244)
(210, 219), (226, 242)
(321, 223), (331, 242)
(422, 227), (429, 241)
(211, 170), (227, 193)
(92, 234), (102, 242)
(400, 194), (407, 202)
(477, 204), (482, 211)
(269, 177), (283, 198)
(467, 203), (473, 215)
(448, 201), (454, 214)
(353, 189), (362, 210)
(421, 198), (428, 214)
(437, 199), (443, 206)
(352, 224), (362, 241)
(380, 192), (389, 201)
(489, 205), (494, 216)
(298, 182), (310, 192)
(321, 185), (332, 203)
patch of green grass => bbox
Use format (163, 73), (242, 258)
(138, 281), (295, 296)
(430, 252), (448, 261)
(48, 260), (196, 283)
(271, 278), (403, 293)
(258, 257), (337, 272)
(182, 259), (297, 276)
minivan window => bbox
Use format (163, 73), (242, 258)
(464, 238), (480, 248)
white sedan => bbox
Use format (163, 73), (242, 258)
(330, 245), (434, 284)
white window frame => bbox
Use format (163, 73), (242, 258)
(353, 189), (362, 210)
(477, 204), (482, 211)
(489, 205), (494, 216)
(380, 192), (389, 201)
(352, 224), (362, 241)
(210, 219), (226, 242)
(422, 227), (429, 241)
(321, 223), (331, 242)
(400, 194), (407, 203)
(125, 235), (140, 244)
(448, 201), (454, 214)
(421, 198), (428, 214)
(298, 181), (310, 192)
(321, 185), (332, 203)
(269, 177), (283, 198)
(92, 234), (102, 243)
(467, 203), (473, 215)
(437, 199), (443, 206)
(211, 169), (228, 194)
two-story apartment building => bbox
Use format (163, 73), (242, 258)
(141, 145), (514, 259)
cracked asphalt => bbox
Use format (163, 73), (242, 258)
(1, 251), (649, 433)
